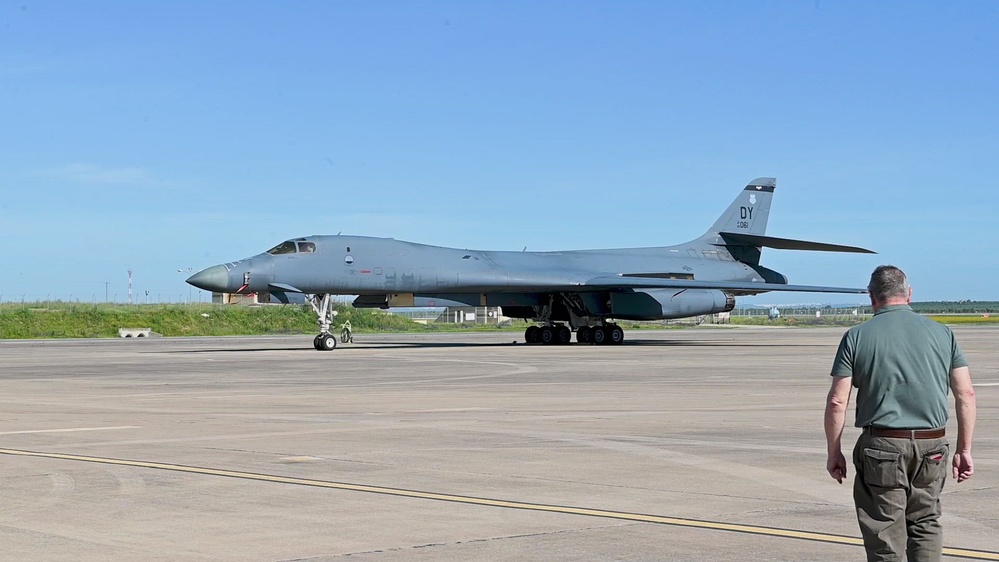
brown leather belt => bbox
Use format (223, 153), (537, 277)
(867, 427), (945, 439)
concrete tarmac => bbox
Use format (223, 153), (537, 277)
(1, 326), (996, 561)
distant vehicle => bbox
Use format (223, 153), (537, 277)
(187, 177), (873, 350)
(768, 306), (781, 321)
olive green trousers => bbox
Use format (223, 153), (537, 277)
(853, 431), (949, 562)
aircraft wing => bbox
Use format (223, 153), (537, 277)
(580, 275), (867, 296)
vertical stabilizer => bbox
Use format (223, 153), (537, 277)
(707, 177), (775, 236)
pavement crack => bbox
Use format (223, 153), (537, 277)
(285, 524), (631, 559)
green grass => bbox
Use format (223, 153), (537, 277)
(0, 302), (425, 339)
(728, 314), (999, 327)
(728, 315), (867, 327)
(926, 315), (999, 325)
(2, 302), (994, 340)
(0, 301), (705, 340)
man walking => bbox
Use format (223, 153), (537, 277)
(824, 265), (976, 561)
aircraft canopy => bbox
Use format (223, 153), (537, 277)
(267, 240), (316, 255)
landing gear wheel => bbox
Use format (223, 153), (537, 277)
(576, 326), (592, 344)
(317, 333), (337, 351)
(525, 326), (541, 344)
(591, 326), (608, 345)
(608, 325), (624, 345)
(540, 326), (556, 345)
(308, 294), (338, 352)
(557, 325), (572, 344)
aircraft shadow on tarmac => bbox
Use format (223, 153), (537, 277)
(153, 338), (825, 353)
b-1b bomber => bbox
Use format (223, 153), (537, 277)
(187, 177), (873, 350)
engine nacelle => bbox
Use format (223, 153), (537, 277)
(610, 289), (735, 320)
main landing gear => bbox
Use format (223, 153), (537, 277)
(308, 293), (338, 351)
(575, 324), (624, 345)
(524, 294), (624, 346)
(524, 323), (624, 345)
(524, 324), (572, 345)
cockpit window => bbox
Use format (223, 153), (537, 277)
(297, 242), (316, 253)
(267, 241), (298, 255)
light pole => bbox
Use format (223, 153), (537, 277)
(104, 281), (109, 303)
(177, 267), (193, 304)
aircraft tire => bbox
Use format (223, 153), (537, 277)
(525, 326), (541, 344)
(318, 334), (337, 351)
(592, 326), (608, 345)
(609, 325), (624, 345)
(556, 325), (572, 344)
(540, 326), (556, 345)
(576, 326), (592, 344)
(313, 335), (322, 350)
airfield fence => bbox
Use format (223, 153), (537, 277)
(388, 307), (506, 325)
(731, 306), (869, 318)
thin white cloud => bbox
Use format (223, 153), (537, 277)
(36, 163), (156, 186)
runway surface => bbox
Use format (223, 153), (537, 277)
(1, 326), (997, 561)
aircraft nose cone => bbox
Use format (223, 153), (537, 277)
(186, 265), (230, 292)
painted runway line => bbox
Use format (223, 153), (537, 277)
(1, 447), (996, 560)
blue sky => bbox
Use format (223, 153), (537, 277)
(1, 1), (996, 305)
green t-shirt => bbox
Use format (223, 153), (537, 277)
(831, 304), (968, 429)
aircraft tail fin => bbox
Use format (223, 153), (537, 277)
(706, 177), (775, 236)
(695, 177), (874, 265)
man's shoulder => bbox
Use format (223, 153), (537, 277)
(906, 309), (955, 336)
(866, 307), (957, 344)
(847, 312), (891, 334)
(848, 307), (939, 337)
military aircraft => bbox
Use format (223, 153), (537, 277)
(187, 178), (873, 350)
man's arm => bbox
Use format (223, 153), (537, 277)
(825, 376), (853, 483)
(950, 365), (976, 482)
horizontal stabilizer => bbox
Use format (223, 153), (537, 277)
(719, 232), (875, 254)
(583, 275), (867, 296)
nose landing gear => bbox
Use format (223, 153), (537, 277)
(308, 294), (338, 351)
(314, 333), (337, 351)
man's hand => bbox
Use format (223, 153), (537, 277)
(827, 451), (847, 483)
(953, 452), (974, 483)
